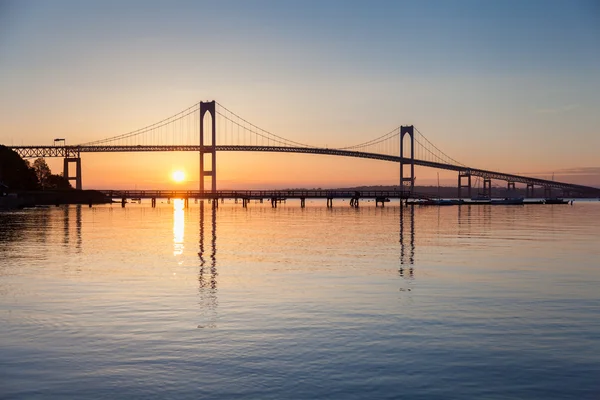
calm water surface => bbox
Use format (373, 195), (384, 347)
(1, 200), (599, 399)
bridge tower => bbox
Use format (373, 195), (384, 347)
(199, 101), (217, 195)
(400, 125), (415, 194)
(63, 150), (82, 190)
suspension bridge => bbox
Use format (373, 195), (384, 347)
(8, 100), (600, 202)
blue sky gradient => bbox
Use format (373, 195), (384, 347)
(1, 0), (598, 187)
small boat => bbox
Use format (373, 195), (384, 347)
(471, 195), (491, 204)
(422, 199), (464, 206)
(491, 197), (524, 205)
(525, 200), (544, 205)
(471, 193), (490, 201)
(545, 198), (569, 204)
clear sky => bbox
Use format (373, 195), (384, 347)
(1, 0), (599, 189)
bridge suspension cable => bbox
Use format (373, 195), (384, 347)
(73, 99), (466, 171)
(337, 126), (401, 151)
(414, 127), (465, 167)
(77, 103), (200, 146)
(215, 102), (315, 148)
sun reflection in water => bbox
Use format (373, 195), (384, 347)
(173, 199), (185, 257)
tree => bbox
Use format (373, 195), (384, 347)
(33, 158), (51, 189)
(47, 173), (72, 190)
(0, 145), (39, 190)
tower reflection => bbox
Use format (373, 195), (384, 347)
(62, 205), (83, 253)
(75, 205), (82, 251)
(399, 204), (415, 279)
(198, 201), (218, 328)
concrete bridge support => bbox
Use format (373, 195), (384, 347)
(482, 178), (492, 198)
(326, 198), (333, 208)
(507, 181), (516, 192)
(400, 125), (415, 194)
(457, 171), (472, 199)
(151, 198), (156, 208)
(375, 197), (388, 207)
(300, 198), (305, 208)
(63, 157), (82, 190)
(526, 184), (535, 198)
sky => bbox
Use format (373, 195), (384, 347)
(0, 0), (599, 189)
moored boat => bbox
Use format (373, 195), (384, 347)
(490, 197), (524, 205)
(544, 198), (569, 204)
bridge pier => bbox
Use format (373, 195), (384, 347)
(271, 198), (277, 208)
(242, 198), (248, 208)
(121, 197), (126, 208)
(458, 171), (471, 199)
(151, 198), (156, 208)
(63, 157), (82, 190)
(300, 198), (305, 208)
(184, 198), (189, 208)
(526, 183), (535, 198)
(507, 181), (516, 192)
(326, 198), (333, 208)
(350, 197), (360, 207)
(482, 178), (492, 198)
(375, 197), (388, 207)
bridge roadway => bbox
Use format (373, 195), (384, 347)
(9, 144), (600, 195)
(100, 189), (424, 201)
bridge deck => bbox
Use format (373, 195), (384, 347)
(100, 189), (432, 200)
(9, 145), (600, 195)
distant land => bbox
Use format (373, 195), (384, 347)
(284, 185), (598, 199)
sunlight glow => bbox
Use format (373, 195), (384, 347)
(173, 199), (184, 256)
(172, 170), (186, 183)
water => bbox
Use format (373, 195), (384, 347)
(1, 200), (599, 399)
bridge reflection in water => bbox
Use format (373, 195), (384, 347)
(197, 201), (218, 328)
(400, 204), (416, 267)
(173, 200), (185, 257)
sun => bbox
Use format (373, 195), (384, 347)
(172, 170), (185, 183)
